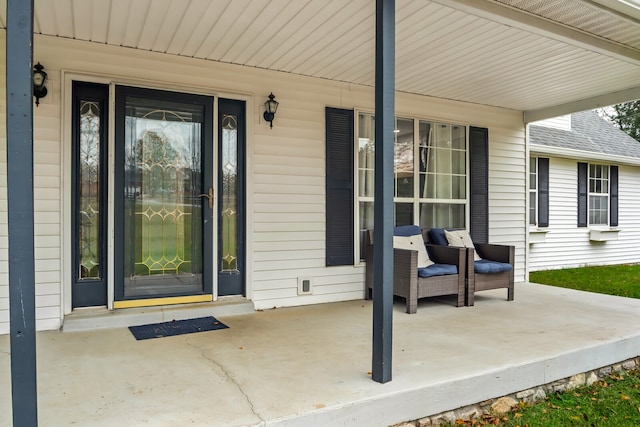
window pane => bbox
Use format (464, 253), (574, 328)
(436, 175), (452, 199)
(530, 192), (537, 225)
(419, 121), (432, 148)
(529, 157), (537, 190)
(395, 118), (414, 198)
(435, 124), (450, 148)
(438, 148), (452, 173)
(419, 203), (465, 229)
(453, 150), (466, 174)
(358, 113), (375, 197)
(359, 201), (374, 260)
(419, 145), (436, 197)
(589, 195), (608, 225)
(452, 175), (465, 199)
(424, 173), (436, 198)
(395, 203), (413, 226)
(451, 126), (465, 150)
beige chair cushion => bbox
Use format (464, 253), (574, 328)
(393, 234), (434, 268)
(444, 229), (481, 261)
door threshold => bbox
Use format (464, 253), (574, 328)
(62, 296), (254, 333)
(113, 294), (212, 309)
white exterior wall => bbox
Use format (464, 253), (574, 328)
(529, 156), (640, 271)
(0, 33), (527, 333)
(530, 115), (571, 131)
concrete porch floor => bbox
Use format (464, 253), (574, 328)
(1, 282), (639, 427)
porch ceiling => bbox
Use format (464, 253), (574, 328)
(3, 0), (640, 120)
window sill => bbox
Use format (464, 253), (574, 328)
(529, 228), (548, 244)
(589, 228), (620, 242)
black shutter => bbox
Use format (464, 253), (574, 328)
(577, 162), (588, 227)
(469, 126), (488, 243)
(326, 107), (354, 266)
(538, 157), (549, 227)
(610, 166), (618, 227)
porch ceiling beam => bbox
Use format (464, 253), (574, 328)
(6, 0), (39, 425)
(372, 0), (395, 384)
(431, 0), (640, 66)
(524, 85), (640, 123)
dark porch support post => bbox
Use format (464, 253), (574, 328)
(6, 0), (39, 425)
(372, 0), (395, 384)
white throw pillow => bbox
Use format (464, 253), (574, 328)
(393, 234), (434, 268)
(444, 229), (482, 261)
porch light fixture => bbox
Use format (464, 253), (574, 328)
(33, 62), (48, 106)
(263, 92), (279, 128)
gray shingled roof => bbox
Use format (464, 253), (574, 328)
(530, 110), (640, 159)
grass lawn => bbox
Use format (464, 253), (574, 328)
(443, 369), (640, 426)
(529, 264), (640, 299)
(437, 265), (640, 427)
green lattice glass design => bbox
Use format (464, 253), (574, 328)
(221, 114), (238, 272)
(78, 101), (101, 279)
(123, 97), (204, 296)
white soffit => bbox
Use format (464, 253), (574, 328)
(1, 0), (640, 115)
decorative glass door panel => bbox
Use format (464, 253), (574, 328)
(79, 101), (102, 279)
(72, 82), (109, 308)
(218, 99), (245, 296)
(115, 87), (213, 301)
(221, 114), (238, 272)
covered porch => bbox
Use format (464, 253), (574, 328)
(2, 283), (639, 426)
(4, 0), (640, 423)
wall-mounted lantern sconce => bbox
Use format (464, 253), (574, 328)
(263, 92), (279, 128)
(33, 62), (48, 107)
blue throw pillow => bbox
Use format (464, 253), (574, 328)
(394, 225), (422, 237)
(417, 263), (457, 278)
(474, 259), (513, 274)
(429, 228), (448, 246)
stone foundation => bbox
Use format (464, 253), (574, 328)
(393, 357), (639, 426)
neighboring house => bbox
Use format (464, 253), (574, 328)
(2, 1), (640, 335)
(528, 110), (640, 272)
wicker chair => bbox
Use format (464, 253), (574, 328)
(470, 242), (515, 305)
(427, 228), (515, 306)
(364, 228), (467, 313)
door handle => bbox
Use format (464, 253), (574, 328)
(198, 187), (214, 209)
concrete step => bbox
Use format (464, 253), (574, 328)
(62, 297), (255, 332)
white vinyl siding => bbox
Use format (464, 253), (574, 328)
(531, 115), (571, 131)
(529, 158), (640, 272)
(0, 32), (528, 333)
(0, 38), (63, 333)
(487, 127), (527, 278)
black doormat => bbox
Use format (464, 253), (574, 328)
(128, 316), (228, 340)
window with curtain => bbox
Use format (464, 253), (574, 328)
(589, 164), (609, 225)
(357, 112), (467, 258)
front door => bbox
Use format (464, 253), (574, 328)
(114, 87), (214, 305)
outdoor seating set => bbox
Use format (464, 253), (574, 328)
(365, 225), (514, 313)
